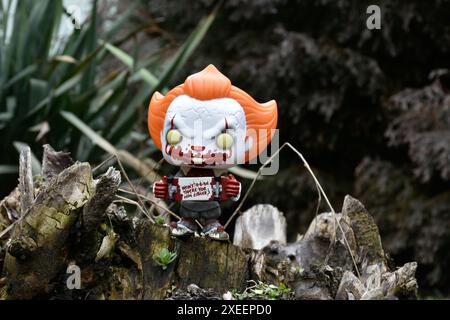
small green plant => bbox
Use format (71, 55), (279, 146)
(165, 284), (177, 297)
(154, 215), (166, 225)
(153, 248), (177, 270)
(294, 266), (304, 275)
(231, 281), (292, 300)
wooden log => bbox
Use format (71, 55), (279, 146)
(335, 270), (364, 300)
(1, 163), (93, 299)
(0, 145), (419, 300)
(0, 188), (20, 238)
(18, 147), (34, 217)
(135, 221), (251, 299)
(41, 144), (74, 181)
(341, 195), (386, 266)
(77, 167), (121, 263)
(135, 222), (178, 299)
(176, 236), (250, 290)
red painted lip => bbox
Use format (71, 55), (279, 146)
(191, 145), (206, 151)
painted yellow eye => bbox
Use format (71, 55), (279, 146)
(216, 133), (233, 149)
(166, 129), (182, 145)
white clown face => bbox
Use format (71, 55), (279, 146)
(161, 95), (251, 169)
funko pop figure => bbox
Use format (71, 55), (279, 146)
(148, 65), (277, 240)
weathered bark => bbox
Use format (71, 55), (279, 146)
(135, 221), (250, 299)
(341, 195), (386, 266)
(18, 147), (33, 217)
(77, 167), (121, 262)
(336, 271), (364, 300)
(0, 145), (144, 300)
(233, 204), (287, 250)
(41, 144), (74, 181)
(0, 187), (19, 238)
(2, 163), (93, 299)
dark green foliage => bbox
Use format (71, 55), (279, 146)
(0, 0), (215, 194)
(386, 73), (450, 182)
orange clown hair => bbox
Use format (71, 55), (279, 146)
(148, 64), (277, 161)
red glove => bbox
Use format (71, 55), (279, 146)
(220, 174), (241, 201)
(153, 176), (169, 200)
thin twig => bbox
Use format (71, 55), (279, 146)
(137, 157), (165, 186)
(0, 222), (16, 239)
(118, 187), (204, 229)
(287, 142), (360, 277)
(118, 188), (181, 220)
(224, 144), (287, 229)
(313, 182), (322, 235)
(114, 154), (154, 222)
(114, 195), (154, 223)
(93, 154), (116, 173)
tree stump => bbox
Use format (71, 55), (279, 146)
(0, 145), (419, 300)
(2, 163), (93, 299)
(135, 222), (251, 299)
(233, 204), (287, 250)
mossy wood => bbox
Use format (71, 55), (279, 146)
(135, 222), (250, 299)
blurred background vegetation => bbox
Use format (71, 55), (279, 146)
(1, 0), (449, 297)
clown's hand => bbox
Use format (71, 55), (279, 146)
(153, 177), (169, 200)
(221, 174), (241, 201)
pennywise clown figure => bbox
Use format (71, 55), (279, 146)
(148, 65), (277, 241)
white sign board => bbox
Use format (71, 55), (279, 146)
(178, 177), (214, 201)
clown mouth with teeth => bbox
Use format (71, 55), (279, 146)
(165, 136), (233, 167)
(148, 65), (277, 241)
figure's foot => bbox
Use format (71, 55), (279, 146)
(202, 221), (229, 241)
(170, 218), (197, 237)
